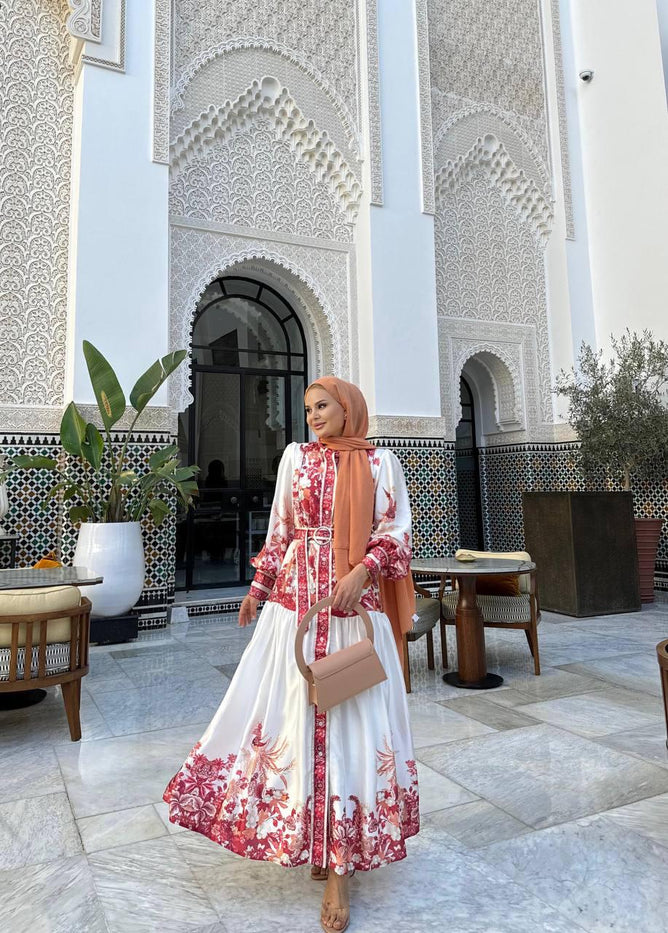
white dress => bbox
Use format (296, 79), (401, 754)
(163, 440), (420, 875)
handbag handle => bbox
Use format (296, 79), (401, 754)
(294, 596), (374, 683)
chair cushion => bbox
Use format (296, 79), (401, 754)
(455, 549), (532, 594)
(409, 596), (440, 637)
(441, 591), (533, 624)
(0, 586), (81, 648)
(0, 642), (71, 681)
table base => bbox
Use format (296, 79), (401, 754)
(0, 688), (47, 710)
(443, 672), (504, 690)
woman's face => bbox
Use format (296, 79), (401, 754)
(304, 386), (346, 439)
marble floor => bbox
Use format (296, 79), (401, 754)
(1, 603), (668, 932)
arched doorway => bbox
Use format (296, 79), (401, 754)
(455, 376), (484, 549)
(176, 275), (308, 590)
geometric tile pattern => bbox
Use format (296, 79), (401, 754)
(0, 432), (178, 624)
(479, 443), (667, 590)
(370, 437), (460, 559)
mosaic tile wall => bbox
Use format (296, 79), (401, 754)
(0, 433), (178, 624)
(370, 437), (459, 560)
(478, 443), (667, 591)
(455, 447), (482, 549)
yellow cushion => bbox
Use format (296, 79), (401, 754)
(455, 549), (532, 594)
(0, 586), (81, 648)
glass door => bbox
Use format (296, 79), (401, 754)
(176, 275), (308, 591)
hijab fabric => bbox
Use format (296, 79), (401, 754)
(305, 376), (415, 663)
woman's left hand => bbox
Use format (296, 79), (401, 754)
(331, 563), (370, 613)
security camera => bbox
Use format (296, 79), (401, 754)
(579, 70), (594, 83)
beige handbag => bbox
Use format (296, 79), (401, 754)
(294, 597), (387, 712)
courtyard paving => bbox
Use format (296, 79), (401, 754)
(1, 602), (667, 932)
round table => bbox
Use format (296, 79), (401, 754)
(411, 557), (535, 689)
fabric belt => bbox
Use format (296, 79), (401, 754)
(294, 526), (333, 546)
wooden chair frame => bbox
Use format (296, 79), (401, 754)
(0, 597), (92, 740)
(402, 581), (448, 693)
(440, 572), (541, 675)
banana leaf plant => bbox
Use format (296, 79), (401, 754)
(0, 341), (199, 526)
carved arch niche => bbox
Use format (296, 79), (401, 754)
(169, 234), (344, 413)
(169, 77), (361, 241)
(456, 349), (524, 439)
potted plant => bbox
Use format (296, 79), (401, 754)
(553, 329), (668, 603)
(0, 341), (199, 619)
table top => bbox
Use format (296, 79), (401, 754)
(0, 567), (104, 590)
(411, 557), (535, 576)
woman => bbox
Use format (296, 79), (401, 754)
(163, 377), (419, 932)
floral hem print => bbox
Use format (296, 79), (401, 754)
(163, 723), (420, 875)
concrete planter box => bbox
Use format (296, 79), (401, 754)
(522, 491), (641, 617)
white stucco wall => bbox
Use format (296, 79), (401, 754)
(569, 0), (668, 354)
(368, 0), (441, 419)
(70, 2), (170, 405)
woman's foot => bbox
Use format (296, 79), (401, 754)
(320, 871), (351, 932)
(311, 864), (329, 881)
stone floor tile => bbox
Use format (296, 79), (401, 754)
(480, 813), (668, 933)
(174, 829), (580, 933)
(417, 761), (479, 813)
(89, 674), (230, 736)
(519, 686), (663, 738)
(88, 836), (219, 932)
(54, 722), (210, 818)
(437, 695), (540, 731)
(0, 685), (113, 749)
(407, 699), (496, 747)
(0, 792), (81, 870)
(602, 791), (668, 850)
(560, 651), (663, 697)
(417, 723), (668, 829)
(0, 855), (107, 933)
(1, 743), (65, 802)
(422, 799), (531, 848)
(77, 804), (167, 854)
(595, 721), (668, 769)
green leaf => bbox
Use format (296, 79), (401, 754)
(148, 445), (180, 469)
(60, 402), (87, 457)
(69, 505), (94, 524)
(129, 351), (187, 416)
(8, 455), (58, 471)
(147, 498), (171, 526)
(83, 340), (126, 431)
(117, 470), (138, 486)
(81, 423), (104, 471)
(174, 466), (199, 482)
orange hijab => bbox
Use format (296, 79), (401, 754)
(305, 376), (415, 664)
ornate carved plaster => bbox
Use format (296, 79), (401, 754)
(171, 78), (362, 225)
(415, 0), (435, 214)
(169, 224), (352, 412)
(152, 0), (171, 164)
(171, 39), (361, 159)
(66, 0), (102, 43)
(367, 415), (447, 439)
(550, 0), (575, 239)
(365, 0), (383, 205)
(435, 134), (553, 243)
(0, 0), (74, 412)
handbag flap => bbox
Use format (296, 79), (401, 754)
(309, 638), (375, 680)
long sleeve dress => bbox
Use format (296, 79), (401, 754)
(163, 440), (420, 875)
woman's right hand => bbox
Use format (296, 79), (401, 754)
(238, 594), (259, 628)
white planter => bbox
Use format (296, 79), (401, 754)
(73, 522), (145, 618)
(0, 482), (8, 535)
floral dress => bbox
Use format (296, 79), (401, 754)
(163, 440), (420, 875)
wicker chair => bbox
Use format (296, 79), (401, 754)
(440, 549), (541, 675)
(402, 581), (445, 693)
(0, 586), (91, 740)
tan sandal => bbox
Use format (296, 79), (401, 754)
(320, 870), (354, 933)
(311, 865), (329, 881)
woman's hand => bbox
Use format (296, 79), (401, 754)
(238, 594), (259, 627)
(331, 563), (370, 613)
